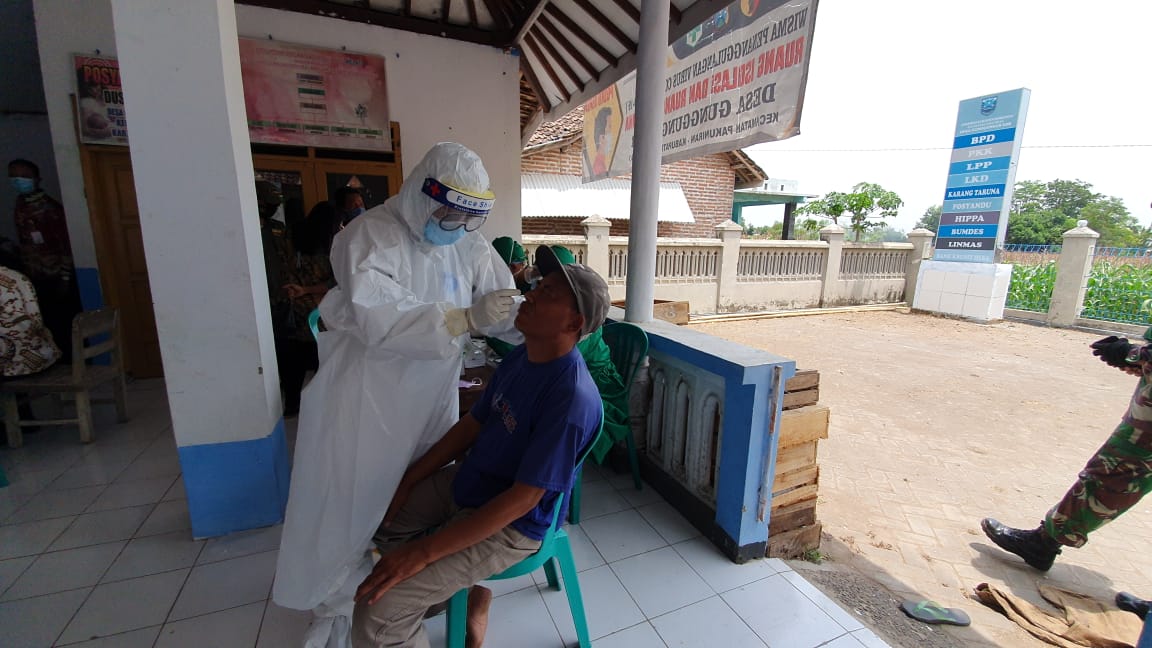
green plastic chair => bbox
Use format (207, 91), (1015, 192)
(307, 308), (321, 341)
(599, 322), (649, 491)
(444, 407), (604, 648)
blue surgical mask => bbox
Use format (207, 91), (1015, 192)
(9, 178), (35, 194)
(344, 207), (364, 223)
(423, 217), (466, 246)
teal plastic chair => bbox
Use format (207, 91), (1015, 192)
(600, 322), (649, 491)
(444, 408), (604, 648)
(307, 308), (321, 341)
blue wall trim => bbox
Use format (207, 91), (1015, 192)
(75, 267), (103, 311)
(177, 419), (290, 539)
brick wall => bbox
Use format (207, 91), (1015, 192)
(521, 144), (736, 238)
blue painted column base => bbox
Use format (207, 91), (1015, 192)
(177, 419), (290, 538)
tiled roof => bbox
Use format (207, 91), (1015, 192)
(525, 106), (585, 149)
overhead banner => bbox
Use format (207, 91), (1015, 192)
(239, 39), (391, 151)
(75, 55), (128, 146)
(582, 0), (817, 182)
(933, 88), (1031, 263)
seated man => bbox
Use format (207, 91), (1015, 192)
(2, 264), (62, 451)
(352, 245), (609, 648)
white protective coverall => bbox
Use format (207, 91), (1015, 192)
(273, 142), (518, 646)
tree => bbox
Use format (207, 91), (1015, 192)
(797, 182), (904, 242)
(1006, 179), (1139, 247)
(914, 205), (941, 232)
(859, 226), (908, 243)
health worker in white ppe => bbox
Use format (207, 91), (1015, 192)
(274, 142), (521, 646)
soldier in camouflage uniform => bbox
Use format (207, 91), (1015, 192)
(982, 329), (1152, 571)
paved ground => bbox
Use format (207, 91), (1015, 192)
(692, 310), (1152, 647)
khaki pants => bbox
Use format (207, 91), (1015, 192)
(351, 465), (541, 648)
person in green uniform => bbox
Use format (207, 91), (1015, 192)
(487, 241), (629, 464)
(982, 329), (1152, 571)
(491, 236), (529, 293)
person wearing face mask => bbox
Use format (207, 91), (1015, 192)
(334, 185), (366, 228)
(7, 159), (82, 363)
(274, 142), (521, 646)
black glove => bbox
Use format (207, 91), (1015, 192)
(1090, 336), (1134, 369)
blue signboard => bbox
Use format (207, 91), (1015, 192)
(933, 88), (1031, 263)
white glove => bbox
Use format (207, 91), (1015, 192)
(445, 288), (520, 336)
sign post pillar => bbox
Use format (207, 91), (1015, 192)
(914, 88), (1031, 322)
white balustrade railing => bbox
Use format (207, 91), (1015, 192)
(736, 242), (826, 282)
(522, 236), (586, 265)
(839, 245), (910, 279)
(524, 230), (921, 312)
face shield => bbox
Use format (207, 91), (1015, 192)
(421, 177), (494, 233)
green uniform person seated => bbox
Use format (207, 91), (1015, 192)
(488, 243), (628, 464)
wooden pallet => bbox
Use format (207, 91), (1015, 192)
(768, 370), (828, 558)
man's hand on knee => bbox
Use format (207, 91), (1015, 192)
(356, 541), (433, 606)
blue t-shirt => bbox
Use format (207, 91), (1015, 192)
(453, 345), (603, 540)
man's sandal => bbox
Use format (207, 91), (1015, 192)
(900, 599), (972, 626)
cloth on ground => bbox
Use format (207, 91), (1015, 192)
(974, 582), (1143, 648)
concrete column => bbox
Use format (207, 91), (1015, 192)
(110, 0), (287, 538)
(781, 202), (797, 240)
(623, 0), (670, 323)
(818, 224), (846, 307)
(904, 228), (935, 306)
(581, 214), (611, 277)
(715, 221), (744, 312)
(1048, 220), (1099, 327)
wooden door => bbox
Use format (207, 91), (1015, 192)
(84, 148), (164, 377)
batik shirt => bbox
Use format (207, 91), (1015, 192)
(13, 190), (74, 284)
(0, 265), (61, 377)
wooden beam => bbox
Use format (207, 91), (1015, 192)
(513, 0), (550, 44)
(542, 0), (744, 118)
(480, 0), (514, 28)
(572, 0), (635, 53)
(537, 14), (598, 81)
(404, 0), (413, 17)
(531, 24), (584, 91)
(611, 0), (639, 24)
(544, 4), (616, 67)
(465, 0), (478, 27)
(440, 0), (451, 23)
(523, 34), (570, 103)
(519, 58), (552, 112)
(236, 0), (512, 46)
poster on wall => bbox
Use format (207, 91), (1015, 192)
(582, 0), (817, 182)
(239, 39), (391, 151)
(74, 55), (129, 146)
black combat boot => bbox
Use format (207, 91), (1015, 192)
(980, 518), (1063, 571)
(1116, 592), (1151, 620)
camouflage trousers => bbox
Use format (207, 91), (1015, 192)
(1044, 423), (1152, 548)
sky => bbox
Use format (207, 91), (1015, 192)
(739, 0), (1152, 232)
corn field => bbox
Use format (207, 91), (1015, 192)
(1007, 253), (1152, 325)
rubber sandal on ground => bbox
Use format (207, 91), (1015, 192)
(900, 599), (972, 626)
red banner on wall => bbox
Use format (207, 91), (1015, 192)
(239, 39), (391, 151)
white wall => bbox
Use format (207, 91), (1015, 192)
(32, 0), (523, 274)
(32, 0), (116, 268)
(231, 6), (523, 241)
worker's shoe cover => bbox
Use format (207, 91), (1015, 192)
(980, 518), (1062, 571)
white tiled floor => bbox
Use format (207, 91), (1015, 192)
(0, 380), (888, 647)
